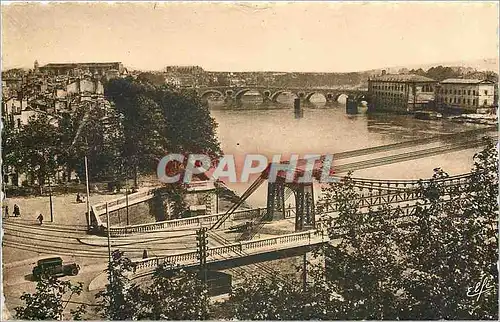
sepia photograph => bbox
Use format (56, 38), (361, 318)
(1, 1), (499, 320)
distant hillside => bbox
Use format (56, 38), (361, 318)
(366, 58), (498, 76)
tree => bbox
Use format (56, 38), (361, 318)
(152, 86), (222, 161)
(95, 251), (213, 320)
(317, 175), (406, 320)
(160, 183), (190, 219)
(94, 250), (143, 320)
(15, 275), (86, 320)
(222, 273), (343, 320)
(136, 265), (211, 320)
(1, 119), (18, 177)
(317, 138), (498, 320)
(58, 100), (125, 183)
(104, 77), (222, 188)
(9, 114), (61, 193)
(399, 138), (498, 319)
(104, 78), (168, 186)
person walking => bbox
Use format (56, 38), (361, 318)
(37, 213), (44, 225)
(13, 204), (20, 217)
(4, 205), (9, 218)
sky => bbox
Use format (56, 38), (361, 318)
(1, 1), (499, 72)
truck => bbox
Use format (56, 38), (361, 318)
(32, 257), (80, 280)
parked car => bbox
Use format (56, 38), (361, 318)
(32, 257), (80, 280)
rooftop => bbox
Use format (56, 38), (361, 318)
(370, 73), (436, 83)
(440, 78), (494, 85)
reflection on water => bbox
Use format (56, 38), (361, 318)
(208, 100), (487, 207)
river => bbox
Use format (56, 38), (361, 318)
(208, 96), (487, 207)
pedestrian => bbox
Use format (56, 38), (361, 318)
(13, 204), (20, 217)
(37, 213), (44, 225)
(4, 205), (8, 218)
(142, 249), (148, 259)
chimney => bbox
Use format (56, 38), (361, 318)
(381, 70), (387, 76)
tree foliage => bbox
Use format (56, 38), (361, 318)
(318, 137), (498, 320)
(6, 114), (60, 190)
(104, 77), (222, 186)
(223, 274), (342, 320)
(221, 139), (498, 320)
(94, 251), (211, 320)
(15, 275), (86, 320)
(135, 265), (211, 320)
(94, 250), (142, 320)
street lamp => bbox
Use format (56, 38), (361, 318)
(125, 177), (129, 226)
(48, 177), (54, 222)
(84, 155), (91, 231)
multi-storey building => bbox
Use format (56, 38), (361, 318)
(435, 78), (496, 113)
(368, 71), (437, 112)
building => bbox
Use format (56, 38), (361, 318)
(39, 62), (124, 76)
(165, 65), (204, 75)
(368, 71), (437, 112)
(435, 79), (496, 113)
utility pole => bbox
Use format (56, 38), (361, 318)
(84, 156), (91, 231)
(302, 253), (307, 292)
(125, 179), (129, 226)
(48, 178), (54, 222)
(215, 181), (219, 214)
(196, 227), (208, 283)
(105, 202), (113, 283)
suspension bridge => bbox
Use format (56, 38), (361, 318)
(86, 125), (495, 279)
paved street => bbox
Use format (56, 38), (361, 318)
(2, 191), (203, 318)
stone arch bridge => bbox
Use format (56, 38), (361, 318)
(196, 86), (369, 104)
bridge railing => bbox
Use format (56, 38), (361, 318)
(133, 229), (322, 272)
(104, 207), (265, 237)
(93, 189), (157, 216)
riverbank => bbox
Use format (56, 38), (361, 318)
(448, 113), (498, 126)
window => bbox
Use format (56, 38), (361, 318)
(484, 90), (488, 95)
(454, 90), (457, 95)
(484, 99), (487, 105)
(467, 99), (470, 105)
(473, 90), (476, 96)
(468, 90), (471, 95)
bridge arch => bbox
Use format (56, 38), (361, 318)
(234, 89), (251, 100)
(234, 88), (267, 101)
(270, 90), (298, 102)
(200, 89), (224, 100)
(305, 92), (328, 102)
(355, 94), (369, 103)
(334, 93), (349, 103)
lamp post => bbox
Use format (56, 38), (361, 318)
(84, 156), (91, 230)
(49, 177), (54, 222)
(125, 178), (129, 226)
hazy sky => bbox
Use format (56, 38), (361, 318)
(2, 1), (499, 72)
